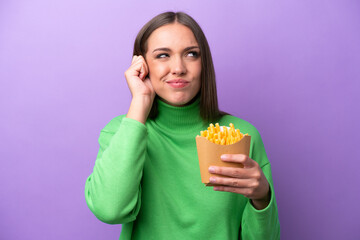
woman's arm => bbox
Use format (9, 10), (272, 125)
(241, 163), (280, 240)
(208, 126), (280, 239)
(125, 55), (155, 124)
(85, 55), (155, 224)
(84, 116), (147, 224)
(209, 155), (280, 239)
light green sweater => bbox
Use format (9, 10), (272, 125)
(85, 97), (280, 239)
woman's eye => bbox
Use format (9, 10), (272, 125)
(156, 53), (169, 58)
(187, 51), (199, 58)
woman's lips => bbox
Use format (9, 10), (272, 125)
(166, 79), (189, 88)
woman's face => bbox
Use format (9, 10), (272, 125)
(145, 23), (201, 106)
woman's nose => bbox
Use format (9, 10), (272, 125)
(171, 56), (186, 75)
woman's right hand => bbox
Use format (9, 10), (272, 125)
(125, 55), (155, 99)
(125, 55), (155, 124)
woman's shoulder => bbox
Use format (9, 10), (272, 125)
(101, 114), (127, 133)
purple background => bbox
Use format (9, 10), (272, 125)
(1, 0), (359, 239)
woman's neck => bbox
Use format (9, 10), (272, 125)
(153, 96), (205, 134)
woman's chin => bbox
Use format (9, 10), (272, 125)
(159, 95), (193, 107)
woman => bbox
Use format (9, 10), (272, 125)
(85, 12), (280, 239)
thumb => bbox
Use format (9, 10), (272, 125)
(220, 154), (254, 168)
(139, 65), (145, 80)
(144, 77), (154, 92)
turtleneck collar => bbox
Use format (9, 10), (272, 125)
(153, 97), (205, 134)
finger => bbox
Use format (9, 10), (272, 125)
(133, 55), (145, 64)
(208, 166), (248, 178)
(141, 59), (149, 76)
(209, 176), (252, 188)
(131, 56), (143, 66)
(139, 65), (145, 80)
(131, 55), (138, 64)
(220, 154), (255, 168)
(132, 57), (148, 73)
(143, 77), (154, 91)
(138, 62), (148, 80)
(130, 61), (147, 75)
(213, 186), (252, 197)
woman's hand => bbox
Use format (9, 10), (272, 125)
(208, 154), (271, 210)
(125, 55), (155, 99)
(125, 55), (155, 124)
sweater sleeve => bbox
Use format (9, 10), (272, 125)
(84, 116), (147, 224)
(241, 129), (281, 240)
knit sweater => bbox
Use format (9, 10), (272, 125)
(85, 97), (280, 239)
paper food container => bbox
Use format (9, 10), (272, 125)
(196, 135), (251, 186)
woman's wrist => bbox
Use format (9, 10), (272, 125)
(250, 187), (271, 210)
(126, 96), (153, 124)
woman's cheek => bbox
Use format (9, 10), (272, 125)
(149, 64), (165, 82)
(155, 64), (169, 79)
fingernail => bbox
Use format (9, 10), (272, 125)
(208, 166), (215, 173)
(221, 154), (229, 160)
(209, 177), (216, 182)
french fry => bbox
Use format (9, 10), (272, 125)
(209, 123), (214, 133)
(215, 123), (220, 133)
(198, 123), (248, 145)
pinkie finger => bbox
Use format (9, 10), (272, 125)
(209, 176), (252, 188)
(208, 166), (248, 178)
(213, 186), (251, 197)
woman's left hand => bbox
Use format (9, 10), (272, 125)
(208, 154), (271, 210)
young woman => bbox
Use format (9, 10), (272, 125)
(85, 12), (280, 239)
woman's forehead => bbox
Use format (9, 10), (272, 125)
(147, 23), (199, 51)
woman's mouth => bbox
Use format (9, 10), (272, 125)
(166, 79), (190, 88)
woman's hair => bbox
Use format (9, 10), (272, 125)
(133, 11), (226, 122)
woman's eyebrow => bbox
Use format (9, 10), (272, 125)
(183, 46), (200, 52)
(152, 47), (171, 53)
(152, 46), (199, 53)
